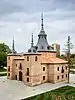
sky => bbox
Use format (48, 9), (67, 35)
(0, 0), (75, 53)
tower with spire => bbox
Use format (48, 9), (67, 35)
(12, 37), (16, 54)
(41, 13), (44, 31)
(31, 33), (34, 47)
(28, 33), (36, 53)
(36, 13), (53, 51)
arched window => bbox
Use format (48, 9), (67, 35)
(35, 56), (38, 61)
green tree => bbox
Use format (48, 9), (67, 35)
(64, 36), (73, 83)
(0, 43), (11, 68)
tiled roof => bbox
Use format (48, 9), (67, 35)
(41, 56), (68, 64)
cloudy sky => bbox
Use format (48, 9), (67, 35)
(0, 0), (75, 53)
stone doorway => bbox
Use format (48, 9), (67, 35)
(19, 71), (22, 81)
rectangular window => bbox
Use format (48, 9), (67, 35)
(66, 66), (67, 70)
(62, 75), (64, 79)
(61, 67), (64, 73)
(15, 75), (17, 80)
(19, 63), (22, 70)
(57, 76), (59, 80)
(35, 56), (38, 61)
(27, 78), (29, 82)
(57, 67), (59, 71)
(27, 56), (29, 61)
(16, 64), (17, 67)
(66, 74), (67, 78)
(43, 76), (45, 80)
(27, 68), (29, 76)
(43, 67), (45, 71)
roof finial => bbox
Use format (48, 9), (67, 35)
(12, 36), (16, 54)
(31, 33), (34, 47)
(41, 12), (44, 30)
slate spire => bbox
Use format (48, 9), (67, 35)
(12, 36), (16, 54)
(31, 33), (34, 47)
(41, 13), (44, 30)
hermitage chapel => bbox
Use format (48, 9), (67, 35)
(7, 13), (68, 86)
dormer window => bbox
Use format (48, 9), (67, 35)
(47, 46), (50, 50)
(41, 46), (44, 49)
(33, 49), (36, 53)
(28, 49), (31, 52)
(35, 46), (38, 50)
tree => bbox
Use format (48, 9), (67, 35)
(64, 36), (73, 83)
(0, 43), (11, 68)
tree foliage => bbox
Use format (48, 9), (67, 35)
(0, 43), (11, 68)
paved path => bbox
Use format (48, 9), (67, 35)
(0, 74), (75, 100)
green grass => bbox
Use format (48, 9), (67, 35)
(22, 86), (75, 100)
(0, 68), (6, 72)
(0, 73), (7, 76)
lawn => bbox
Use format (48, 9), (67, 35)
(0, 73), (7, 76)
(0, 68), (6, 72)
(22, 86), (75, 100)
(0, 68), (7, 76)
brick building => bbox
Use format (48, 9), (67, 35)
(7, 13), (68, 86)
